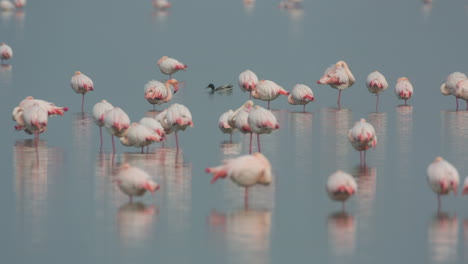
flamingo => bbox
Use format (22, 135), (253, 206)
(115, 163), (160, 203)
(252, 80), (289, 109)
(453, 78), (468, 111)
(287, 84), (315, 112)
(92, 100), (114, 150)
(22, 104), (48, 144)
(462, 176), (468, 195)
(427, 157), (459, 211)
(157, 56), (187, 79)
(366, 71), (388, 112)
(228, 100), (254, 153)
(395, 77), (414, 106)
(247, 105), (279, 153)
(14, 0), (25, 8)
(104, 107), (130, 153)
(206, 152), (272, 206)
(0, 43), (13, 64)
(238, 70), (259, 99)
(348, 118), (377, 166)
(120, 123), (162, 153)
(144, 79), (179, 110)
(152, 0), (171, 9)
(317, 60), (355, 107)
(326, 170), (357, 211)
(440, 72), (467, 111)
(139, 117), (165, 139)
(0, 1), (14, 12)
(218, 110), (236, 142)
(18, 96), (68, 116)
(71, 71), (94, 112)
(157, 103), (193, 149)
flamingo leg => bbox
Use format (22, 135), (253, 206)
(169, 74), (172, 79)
(175, 132), (179, 150)
(249, 133), (252, 154)
(337, 90), (342, 107)
(99, 127), (103, 151)
(267, 101), (270, 110)
(112, 135), (116, 153)
(229, 134), (232, 143)
(146, 146), (149, 153)
(437, 195), (441, 212)
(141, 146), (144, 154)
(153, 105), (156, 111)
(303, 104), (306, 113)
(257, 133), (261, 152)
(249, 91), (252, 99)
(404, 99), (407, 105)
(244, 187), (249, 210)
(465, 100), (468, 111)
(376, 94), (379, 112)
(363, 150), (367, 166)
(456, 98), (459, 111)
(129, 196), (133, 204)
(81, 94), (85, 112)
(342, 201), (345, 212)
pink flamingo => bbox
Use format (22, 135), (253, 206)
(228, 100), (254, 153)
(247, 105), (279, 152)
(218, 110), (236, 142)
(427, 157), (459, 211)
(92, 100), (114, 150)
(71, 71), (94, 112)
(348, 118), (377, 166)
(453, 78), (468, 111)
(288, 84), (315, 112)
(157, 56), (187, 79)
(144, 79), (179, 111)
(18, 96), (68, 116)
(317, 60), (355, 107)
(206, 152), (272, 206)
(238, 70), (259, 99)
(120, 123), (162, 153)
(326, 170), (357, 211)
(395, 77), (414, 106)
(157, 103), (193, 150)
(152, 0), (171, 9)
(22, 104), (48, 145)
(14, 0), (26, 8)
(104, 107), (130, 153)
(140, 117), (166, 152)
(115, 163), (160, 203)
(252, 80), (289, 109)
(0, 43), (12, 65)
(366, 71), (388, 112)
(440, 72), (467, 111)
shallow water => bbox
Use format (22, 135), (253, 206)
(2, 0), (468, 263)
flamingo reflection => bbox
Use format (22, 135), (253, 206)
(321, 107), (352, 169)
(328, 211), (356, 256)
(428, 212), (458, 264)
(117, 202), (158, 246)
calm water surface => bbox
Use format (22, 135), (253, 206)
(2, 0), (468, 263)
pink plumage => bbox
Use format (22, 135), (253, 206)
(348, 118), (377, 166)
(0, 43), (13, 64)
(326, 170), (357, 204)
(427, 157), (459, 210)
(238, 70), (259, 98)
(115, 164), (160, 202)
(157, 56), (187, 79)
(144, 79), (179, 110)
(71, 71), (94, 112)
(252, 80), (289, 109)
(120, 123), (162, 153)
(317, 60), (355, 106)
(288, 84), (315, 112)
(395, 77), (413, 105)
(92, 99), (114, 150)
(104, 107), (130, 153)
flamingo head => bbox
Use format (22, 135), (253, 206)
(75, 71), (82, 75)
(167, 79), (179, 93)
(244, 100), (254, 110)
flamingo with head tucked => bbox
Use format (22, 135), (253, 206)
(92, 100), (114, 150)
(144, 79), (179, 111)
(218, 110), (236, 142)
(317, 60), (355, 107)
(238, 70), (259, 99)
(427, 157), (459, 211)
(252, 80), (289, 109)
(366, 71), (388, 112)
(348, 118), (377, 166)
(120, 123), (162, 153)
(228, 100), (254, 153)
(0, 43), (12, 65)
(115, 163), (160, 203)
(71, 71), (94, 112)
(22, 104), (48, 144)
(395, 77), (414, 106)
(157, 56), (187, 79)
(157, 103), (193, 149)
(104, 107), (130, 153)
(440, 72), (467, 111)
(326, 170), (357, 211)
(288, 84), (315, 112)
(247, 105), (279, 152)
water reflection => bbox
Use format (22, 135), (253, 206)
(290, 111), (313, 172)
(220, 141), (241, 156)
(0, 64), (12, 85)
(0, 10), (13, 26)
(396, 106), (413, 179)
(320, 107), (352, 169)
(72, 113), (93, 151)
(422, 0), (432, 19)
(117, 202), (158, 247)
(428, 212), (458, 264)
(243, 0), (255, 15)
(368, 112), (387, 166)
(441, 110), (468, 172)
(328, 211), (356, 256)
(209, 209), (271, 264)
(351, 166), (376, 219)
(14, 140), (63, 246)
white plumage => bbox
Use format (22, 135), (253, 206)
(18, 96), (68, 116)
(119, 123), (161, 150)
(395, 77), (413, 104)
(0, 42), (13, 62)
(218, 110), (236, 135)
(104, 107), (130, 137)
(0, 1), (14, 12)
(348, 118), (377, 151)
(366, 71), (388, 95)
(144, 79), (179, 109)
(427, 157), (459, 196)
(252, 80), (289, 109)
(326, 170), (357, 202)
(157, 56), (187, 77)
(139, 117), (165, 138)
(247, 105), (279, 135)
(288, 84), (314, 111)
(92, 100), (114, 127)
(238, 70), (259, 95)
(116, 164), (160, 201)
(14, 0), (26, 8)
(23, 104), (48, 136)
(165, 103), (193, 132)
(70, 71), (94, 94)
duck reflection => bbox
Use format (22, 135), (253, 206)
(117, 202), (158, 246)
(367, 112), (386, 166)
(208, 209), (271, 264)
(321, 108), (352, 169)
(428, 212), (458, 264)
(14, 139), (63, 245)
(328, 211), (356, 256)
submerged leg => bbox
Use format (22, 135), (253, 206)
(249, 133), (252, 154)
(175, 132), (179, 149)
(337, 90), (342, 107)
(99, 127), (103, 151)
(112, 135), (116, 153)
(81, 94), (85, 112)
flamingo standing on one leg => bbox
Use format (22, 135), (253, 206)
(157, 103), (193, 150)
(157, 56), (187, 79)
(0, 43), (13, 65)
(92, 100), (114, 151)
(104, 107), (131, 153)
(427, 157), (459, 211)
(348, 118), (377, 167)
(252, 80), (289, 109)
(317, 60), (355, 107)
(228, 100), (254, 153)
(440, 72), (467, 111)
(206, 152), (272, 207)
(22, 104), (48, 145)
(247, 105), (279, 153)
(70, 71), (94, 112)
(238, 70), (259, 99)
(218, 110), (237, 142)
(115, 163), (160, 203)
(366, 71), (388, 112)
(119, 123), (162, 153)
(395, 77), (414, 106)
(287, 84), (315, 112)
(453, 78), (468, 111)
(140, 117), (166, 152)
(144, 79), (179, 111)
(326, 170), (357, 212)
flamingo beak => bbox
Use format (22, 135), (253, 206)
(173, 83), (179, 94)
